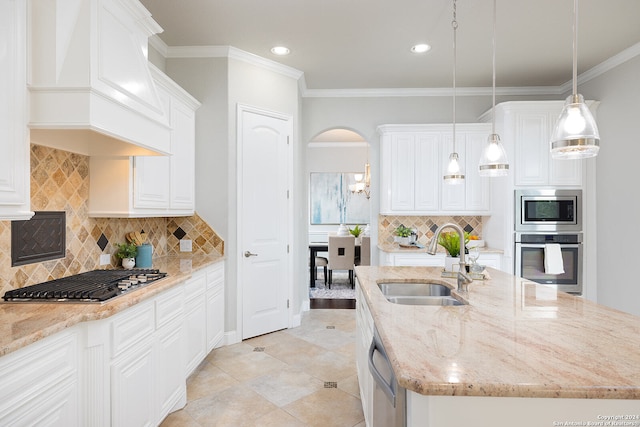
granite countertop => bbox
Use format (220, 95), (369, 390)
(378, 243), (503, 254)
(0, 254), (224, 358)
(354, 265), (640, 399)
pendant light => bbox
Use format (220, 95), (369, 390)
(550, 0), (599, 159)
(443, 0), (464, 185)
(478, 0), (509, 177)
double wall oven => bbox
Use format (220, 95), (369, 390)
(514, 189), (583, 294)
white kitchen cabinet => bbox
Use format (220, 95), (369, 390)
(154, 286), (186, 422)
(206, 263), (225, 352)
(29, 0), (172, 156)
(355, 279), (374, 427)
(483, 101), (586, 187)
(0, 328), (80, 426)
(88, 68), (200, 218)
(184, 263), (226, 376)
(184, 272), (208, 377)
(0, 0), (32, 220)
(380, 250), (502, 270)
(379, 124), (491, 215)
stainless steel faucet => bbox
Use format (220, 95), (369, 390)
(427, 223), (473, 292)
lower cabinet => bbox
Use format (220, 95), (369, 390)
(380, 251), (502, 270)
(0, 262), (225, 427)
(0, 329), (80, 426)
(355, 279), (374, 427)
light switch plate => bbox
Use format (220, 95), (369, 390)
(180, 239), (192, 252)
(99, 254), (111, 265)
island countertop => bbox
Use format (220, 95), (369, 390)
(0, 254), (224, 358)
(354, 265), (640, 400)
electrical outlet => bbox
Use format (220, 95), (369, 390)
(99, 254), (111, 266)
(179, 239), (192, 252)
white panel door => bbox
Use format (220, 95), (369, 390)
(414, 133), (440, 211)
(240, 106), (292, 339)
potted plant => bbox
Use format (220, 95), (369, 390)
(437, 231), (470, 272)
(349, 224), (363, 244)
(115, 242), (138, 269)
(394, 224), (413, 246)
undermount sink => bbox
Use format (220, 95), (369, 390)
(386, 296), (465, 306)
(377, 282), (467, 306)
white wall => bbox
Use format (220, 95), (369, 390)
(164, 56), (303, 336)
(579, 55), (640, 316)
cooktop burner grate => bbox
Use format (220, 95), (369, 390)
(2, 269), (167, 303)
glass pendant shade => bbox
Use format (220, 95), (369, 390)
(551, 94), (600, 159)
(443, 152), (464, 185)
(479, 134), (509, 177)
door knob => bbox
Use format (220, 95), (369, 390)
(244, 251), (258, 258)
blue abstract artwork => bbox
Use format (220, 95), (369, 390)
(310, 173), (369, 225)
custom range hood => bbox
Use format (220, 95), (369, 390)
(29, 0), (171, 156)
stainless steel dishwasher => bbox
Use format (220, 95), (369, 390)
(368, 328), (406, 427)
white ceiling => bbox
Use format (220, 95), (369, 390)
(139, 0), (640, 91)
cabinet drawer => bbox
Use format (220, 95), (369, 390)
(184, 273), (206, 301)
(155, 286), (184, 329)
(206, 263), (224, 291)
(111, 301), (155, 358)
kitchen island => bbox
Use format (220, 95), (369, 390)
(355, 266), (640, 427)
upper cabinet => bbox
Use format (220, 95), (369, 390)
(28, 0), (172, 156)
(0, 0), (33, 220)
(378, 124), (492, 215)
(483, 101), (589, 187)
(89, 67), (200, 217)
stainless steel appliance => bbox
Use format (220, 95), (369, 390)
(369, 328), (405, 427)
(515, 189), (582, 232)
(514, 233), (583, 294)
(2, 269), (168, 303)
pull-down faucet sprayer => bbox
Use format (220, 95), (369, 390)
(427, 223), (473, 292)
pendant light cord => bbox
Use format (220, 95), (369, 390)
(491, 0), (496, 135)
(452, 0), (457, 152)
(572, 0), (578, 96)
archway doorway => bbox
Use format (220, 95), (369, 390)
(307, 128), (371, 309)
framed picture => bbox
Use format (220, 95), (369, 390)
(310, 172), (369, 225)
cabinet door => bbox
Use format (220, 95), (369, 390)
(514, 112), (551, 186)
(389, 134), (417, 211)
(414, 133), (440, 211)
(111, 340), (156, 427)
(184, 274), (207, 376)
(0, 329), (80, 426)
(206, 264), (225, 352)
(170, 99), (196, 211)
(134, 156), (171, 210)
(465, 131), (490, 212)
(0, 0), (31, 220)
(156, 318), (186, 422)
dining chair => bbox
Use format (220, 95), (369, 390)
(358, 236), (371, 266)
(327, 235), (356, 288)
(313, 256), (328, 285)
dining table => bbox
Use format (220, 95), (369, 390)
(309, 241), (360, 288)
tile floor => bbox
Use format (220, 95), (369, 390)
(160, 309), (365, 427)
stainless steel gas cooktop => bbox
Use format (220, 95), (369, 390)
(2, 269), (168, 303)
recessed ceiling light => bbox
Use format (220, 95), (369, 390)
(411, 44), (431, 54)
(271, 46), (290, 56)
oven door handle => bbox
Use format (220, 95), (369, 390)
(517, 243), (582, 248)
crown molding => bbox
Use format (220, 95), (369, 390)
(148, 40), (640, 99)
(301, 86), (563, 98)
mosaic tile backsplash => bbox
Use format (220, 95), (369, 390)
(378, 215), (483, 246)
(0, 145), (224, 296)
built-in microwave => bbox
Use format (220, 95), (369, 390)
(515, 189), (582, 232)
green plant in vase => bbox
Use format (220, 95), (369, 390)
(115, 242), (138, 269)
(437, 231), (470, 257)
(349, 224), (363, 238)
